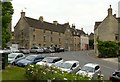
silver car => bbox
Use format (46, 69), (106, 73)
(76, 63), (101, 79)
(8, 53), (25, 65)
(55, 60), (80, 73)
(36, 57), (63, 66)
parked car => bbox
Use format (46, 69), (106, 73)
(43, 47), (50, 53)
(3, 47), (12, 53)
(109, 70), (120, 82)
(8, 53), (25, 65)
(54, 47), (60, 52)
(30, 47), (44, 53)
(49, 47), (55, 53)
(16, 55), (45, 67)
(11, 49), (20, 53)
(19, 48), (30, 54)
(36, 57), (63, 66)
(76, 63), (101, 79)
(59, 48), (64, 52)
(54, 60), (80, 73)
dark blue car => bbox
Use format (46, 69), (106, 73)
(16, 55), (45, 67)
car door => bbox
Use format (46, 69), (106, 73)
(15, 54), (25, 63)
(71, 63), (77, 73)
(71, 62), (80, 73)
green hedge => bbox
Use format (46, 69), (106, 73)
(97, 41), (119, 58)
(25, 64), (89, 80)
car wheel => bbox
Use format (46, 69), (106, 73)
(12, 62), (15, 65)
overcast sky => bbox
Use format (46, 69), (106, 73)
(11, 0), (120, 34)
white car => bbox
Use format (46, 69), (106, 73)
(8, 53), (25, 65)
(76, 63), (101, 79)
(30, 47), (44, 53)
(36, 57), (63, 66)
(55, 60), (80, 73)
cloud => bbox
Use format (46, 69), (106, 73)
(11, 0), (120, 33)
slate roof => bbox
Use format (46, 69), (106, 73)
(94, 22), (102, 30)
(70, 28), (86, 36)
(76, 29), (86, 35)
(116, 17), (120, 23)
(24, 17), (69, 33)
(94, 17), (120, 31)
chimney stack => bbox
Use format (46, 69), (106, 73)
(81, 28), (83, 31)
(113, 14), (116, 18)
(108, 5), (112, 16)
(53, 21), (58, 25)
(21, 10), (25, 18)
(72, 24), (75, 29)
(39, 16), (44, 22)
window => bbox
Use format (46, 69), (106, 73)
(59, 38), (61, 43)
(43, 44), (46, 47)
(19, 54), (24, 57)
(32, 28), (35, 32)
(59, 33), (61, 36)
(51, 37), (53, 42)
(115, 34), (119, 41)
(39, 44), (41, 47)
(67, 29), (70, 32)
(72, 63), (76, 68)
(33, 44), (36, 47)
(33, 35), (35, 41)
(51, 31), (53, 35)
(44, 30), (46, 33)
(74, 32), (76, 35)
(95, 66), (100, 71)
(59, 45), (61, 48)
(44, 36), (46, 42)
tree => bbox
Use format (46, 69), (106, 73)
(1, 2), (14, 48)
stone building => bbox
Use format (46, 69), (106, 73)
(94, 5), (120, 55)
(89, 33), (94, 40)
(70, 26), (89, 51)
(14, 11), (89, 51)
(14, 11), (73, 51)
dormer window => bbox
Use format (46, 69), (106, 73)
(67, 29), (70, 32)
(74, 32), (76, 35)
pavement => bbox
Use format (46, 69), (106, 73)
(101, 58), (118, 64)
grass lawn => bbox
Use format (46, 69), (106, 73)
(2, 65), (27, 80)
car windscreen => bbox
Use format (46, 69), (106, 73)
(42, 58), (54, 63)
(25, 55), (36, 61)
(81, 66), (94, 72)
(59, 63), (72, 69)
(8, 53), (17, 58)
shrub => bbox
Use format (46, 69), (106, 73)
(97, 41), (119, 58)
(25, 64), (89, 80)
